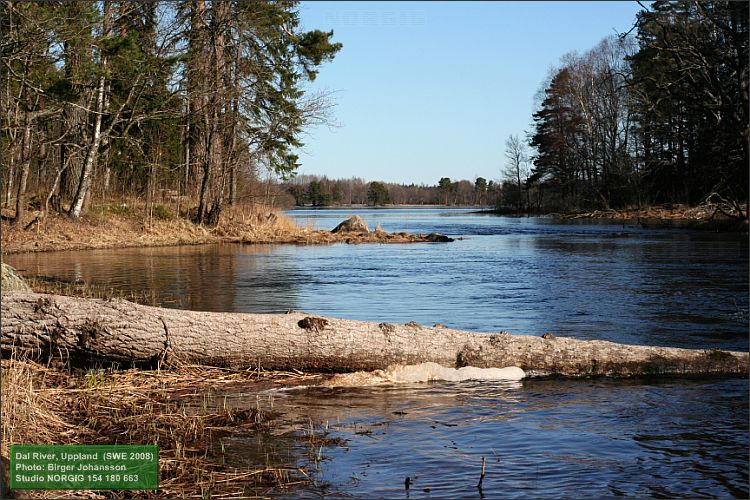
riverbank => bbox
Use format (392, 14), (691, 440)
(0, 202), (452, 255)
(1, 356), (329, 499)
(561, 202), (748, 231)
(0, 266), (334, 499)
(0, 265), (334, 498)
(481, 201), (748, 232)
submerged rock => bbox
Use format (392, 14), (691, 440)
(331, 215), (369, 234)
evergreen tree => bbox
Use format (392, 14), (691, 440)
(529, 68), (585, 209)
(0, 1), (341, 225)
(438, 177), (456, 205)
(307, 180), (330, 206)
(367, 182), (391, 206)
(629, 0), (748, 208)
(474, 177), (487, 205)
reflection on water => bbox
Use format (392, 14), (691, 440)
(7, 244), (302, 313)
(5, 209), (748, 497)
(7, 209), (748, 350)
(201, 377), (748, 498)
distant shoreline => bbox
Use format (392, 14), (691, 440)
(0, 203), (456, 255)
(2, 201), (745, 256)
(480, 204), (748, 232)
(287, 204), (490, 210)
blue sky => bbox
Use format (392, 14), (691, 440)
(296, 1), (643, 185)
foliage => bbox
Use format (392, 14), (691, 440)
(307, 180), (332, 206)
(438, 177), (458, 204)
(284, 176), (493, 206)
(525, 1), (748, 214)
(0, 1), (341, 225)
(288, 185), (307, 206)
(629, 0), (748, 207)
(151, 204), (173, 220)
(367, 182), (391, 206)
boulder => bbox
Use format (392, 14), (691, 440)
(331, 215), (369, 234)
(425, 233), (454, 242)
(1, 263), (32, 292)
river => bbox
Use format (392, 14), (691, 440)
(6, 208), (749, 497)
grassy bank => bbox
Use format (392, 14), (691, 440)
(1, 200), (452, 255)
(484, 201), (748, 231)
(1, 201), (305, 254)
(561, 202), (748, 230)
(1, 356), (328, 499)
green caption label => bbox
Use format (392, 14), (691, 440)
(10, 445), (158, 490)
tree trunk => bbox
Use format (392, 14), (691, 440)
(59, 103), (85, 206)
(187, 0), (208, 198)
(11, 112), (32, 226)
(68, 72), (105, 219)
(69, 0), (111, 220)
(1, 291), (746, 378)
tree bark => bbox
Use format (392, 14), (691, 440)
(11, 111), (32, 226)
(187, 0), (208, 198)
(68, 0), (112, 220)
(1, 292), (747, 378)
(68, 71), (105, 220)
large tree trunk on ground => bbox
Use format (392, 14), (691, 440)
(1, 291), (747, 377)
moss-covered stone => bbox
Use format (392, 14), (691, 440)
(1, 263), (31, 292)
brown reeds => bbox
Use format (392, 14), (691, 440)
(1, 201), (305, 254)
(1, 199), (453, 255)
(1, 353), (326, 499)
(22, 277), (160, 306)
(565, 200), (748, 224)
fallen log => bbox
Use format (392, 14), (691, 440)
(1, 291), (747, 377)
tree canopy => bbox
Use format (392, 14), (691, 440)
(366, 181), (391, 206)
(0, 0), (341, 225)
(522, 0), (747, 214)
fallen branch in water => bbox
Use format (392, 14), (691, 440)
(1, 291), (746, 377)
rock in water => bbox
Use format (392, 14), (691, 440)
(425, 233), (454, 242)
(331, 215), (369, 234)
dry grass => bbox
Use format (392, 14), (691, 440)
(1, 264), (32, 292)
(566, 199), (748, 224)
(1, 200), (296, 254)
(1, 199), (450, 254)
(1, 355), (327, 499)
(21, 276), (170, 307)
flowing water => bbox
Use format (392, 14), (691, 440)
(6, 208), (749, 497)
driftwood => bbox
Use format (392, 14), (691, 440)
(1, 291), (747, 377)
